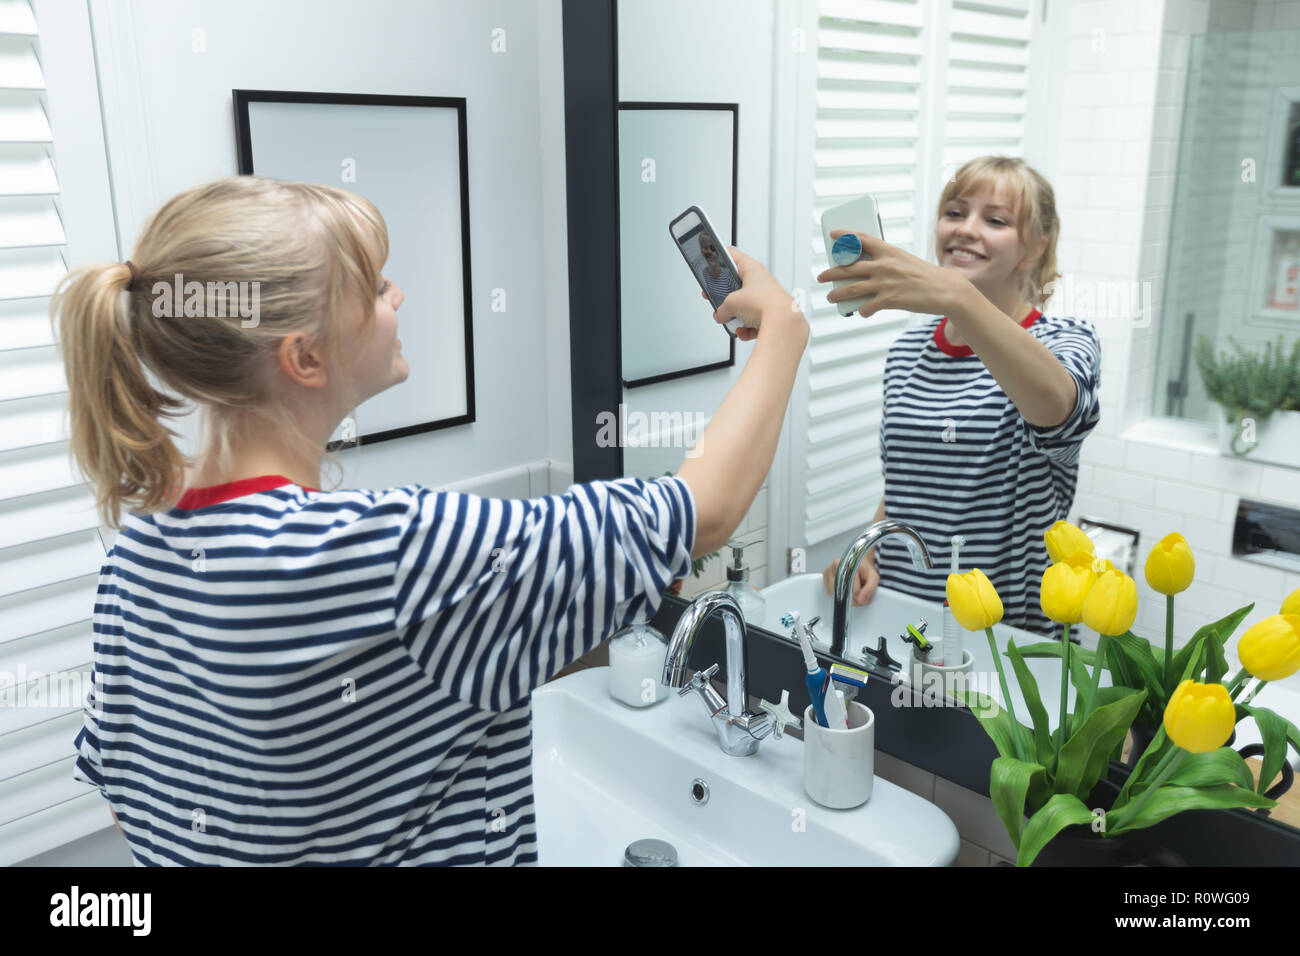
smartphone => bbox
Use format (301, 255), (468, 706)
(820, 195), (885, 317)
(669, 205), (744, 335)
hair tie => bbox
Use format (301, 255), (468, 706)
(124, 260), (141, 291)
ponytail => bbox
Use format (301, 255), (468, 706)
(53, 262), (185, 528)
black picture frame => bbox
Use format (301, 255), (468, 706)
(618, 101), (739, 389)
(231, 89), (475, 448)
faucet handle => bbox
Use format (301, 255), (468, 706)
(677, 662), (720, 698)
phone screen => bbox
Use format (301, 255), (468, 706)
(671, 210), (741, 311)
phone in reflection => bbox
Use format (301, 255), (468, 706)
(669, 205), (744, 335)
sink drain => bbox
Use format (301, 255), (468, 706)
(690, 778), (709, 806)
(623, 838), (678, 867)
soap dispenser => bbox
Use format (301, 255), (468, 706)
(722, 537), (766, 626)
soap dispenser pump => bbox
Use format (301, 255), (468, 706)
(723, 537), (766, 626)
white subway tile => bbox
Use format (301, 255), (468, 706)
(1210, 554), (1288, 605)
(1090, 467), (1155, 505)
(1083, 434), (1127, 468)
(1152, 478), (1223, 520)
(1258, 466), (1300, 508)
(1186, 453), (1263, 497)
(1124, 442), (1192, 480)
(1275, 2), (1300, 29)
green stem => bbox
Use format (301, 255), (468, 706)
(1083, 631), (1109, 726)
(1225, 666), (1250, 699)
(985, 626), (1028, 762)
(1109, 747), (1187, 833)
(1241, 679), (1269, 706)
(1163, 594), (1174, 691)
(1057, 622), (1070, 768)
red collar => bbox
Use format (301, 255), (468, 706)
(174, 475), (318, 510)
(934, 308), (1042, 357)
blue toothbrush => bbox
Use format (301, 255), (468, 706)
(786, 611), (829, 728)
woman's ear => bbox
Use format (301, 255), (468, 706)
(277, 332), (329, 389)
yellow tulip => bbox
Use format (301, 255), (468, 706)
(946, 568), (1004, 631)
(1144, 532), (1195, 595)
(1237, 614), (1300, 682)
(1080, 569), (1138, 636)
(1282, 587), (1300, 616)
(1163, 680), (1236, 754)
(1044, 521), (1095, 565)
(1065, 551), (1112, 575)
(1041, 561), (1096, 624)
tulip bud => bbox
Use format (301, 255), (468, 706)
(1237, 614), (1300, 682)
(1041, 561), (1095, 624)
(946, 568), (1004, 631)
(1044, 521), (1095, 565)
(1144, 532), (1195, 595)
(1163, 679), (1236, 754)
(1282, 587), (1300, 617)
(1081, 569), (1138, 636)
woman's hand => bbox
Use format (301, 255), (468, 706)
(701, 246), (801, 342)
(822, 553), (880, 607)
(816, 230), (971, 319)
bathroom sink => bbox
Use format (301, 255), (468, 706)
(758, 573), (1090, 733)
(530, 667), (959, 866)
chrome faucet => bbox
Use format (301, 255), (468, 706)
(831, 519), (934, 658)
(662, 590), (775, 756)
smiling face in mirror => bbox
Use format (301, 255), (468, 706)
(698, 231), (722, 276)
(936, 183), (1040, 315)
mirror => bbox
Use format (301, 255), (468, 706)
(602, 0), (1300, 838)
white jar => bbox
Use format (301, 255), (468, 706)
(607, 620), (670, 707)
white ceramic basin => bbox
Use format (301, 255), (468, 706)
(531, 667), (960, 866)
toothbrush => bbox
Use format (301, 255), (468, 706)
(943, 535), (966, 667)
(790, 612), (830, 728)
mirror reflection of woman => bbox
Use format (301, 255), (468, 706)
(820, 156), (1101, 637)
(698, 230), (739, 304)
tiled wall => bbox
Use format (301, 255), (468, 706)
(1051, 0), (1300, 686)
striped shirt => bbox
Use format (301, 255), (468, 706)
(72, 474), (696, 865)
(873, 309), (1101, 637)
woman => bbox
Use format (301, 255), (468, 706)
(820, 156), (1101, 637)
(57, 174), (806, 864)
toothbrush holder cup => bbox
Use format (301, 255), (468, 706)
(802, 701), (874, 809)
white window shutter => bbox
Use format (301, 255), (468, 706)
(790, 0), (1042, 550)
(0, 0), (115, 865)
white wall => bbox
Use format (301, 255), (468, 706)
(90, 0), (573, 495)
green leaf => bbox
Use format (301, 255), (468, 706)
(1015, 793), (1098, 867)
(990, 757), (1048, 850)
(956, 690), (1031, 761)
(1109, 630), (1167, 703)
(1169, 604), (1252, 677)
(1018, 642), (1098, 667)
(1066, 648), (1095, 736)
(1106, 784), (1276, 836)
(1115, 725), (1171, 808)
(1166, 747), (1256, 792)
(1240, 704), (1293, 796)
(1056, 688), (1148, 803)
(1006, 639), (1053, 769)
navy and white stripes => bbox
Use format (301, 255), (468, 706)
(873, 311), (1102, 637)
(73, 474), (695, 865)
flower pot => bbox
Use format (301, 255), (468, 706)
(1123, 724), (1157, 770)
(1029, 778), (1186, 868)
(1215, 407), (1300, 469)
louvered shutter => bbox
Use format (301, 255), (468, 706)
(791, 0), (1041, 549)
(0, 0), (117, 865)
(795, 0), (928, 547)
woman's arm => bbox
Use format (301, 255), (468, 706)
(942, 283), (1077, 429)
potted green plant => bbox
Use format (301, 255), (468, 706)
(1195, 333), (1300, 466)
(954, 522), (1299, 866)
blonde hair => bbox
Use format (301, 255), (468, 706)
(935, 155), (1061, 310)
(51, 175), (389, 528)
